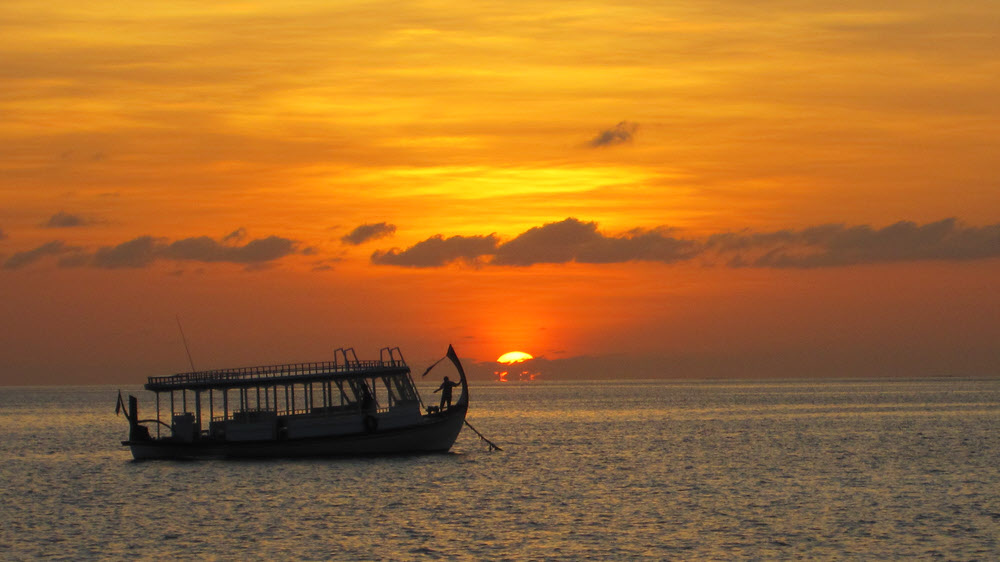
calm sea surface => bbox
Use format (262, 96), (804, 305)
(2, 379), (999, 560)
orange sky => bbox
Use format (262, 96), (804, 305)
(2, 0), (998, 384)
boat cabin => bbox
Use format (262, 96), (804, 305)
(142, 347), (423, 443)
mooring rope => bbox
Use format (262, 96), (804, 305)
(464, 420), (502, 451)
(422, 350), (501, 451)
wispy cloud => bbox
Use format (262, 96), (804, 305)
(372, 218), (1000, 268)
(44, 212), (91, 228)
(222, 227), (247, 243)
(3, 241), (78, 270)
(341, 222), (397, 245)
(310, 257), (344, 272)
(587, 121), (639, 148)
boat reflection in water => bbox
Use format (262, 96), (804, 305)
(118, 345), (468, 460)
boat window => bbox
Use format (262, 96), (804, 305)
(380, 376), (397, 406)
(334, 380), (352, 406)
(346, 378), (377, 409)
(374, 374), (418, 407)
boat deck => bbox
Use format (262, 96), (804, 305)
(146, 359), (409, 391)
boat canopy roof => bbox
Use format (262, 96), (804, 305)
(145, 347), (410, 392)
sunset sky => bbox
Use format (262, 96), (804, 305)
(2, 0), (998, 384)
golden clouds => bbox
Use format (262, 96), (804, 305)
(3, 0), (998, 249)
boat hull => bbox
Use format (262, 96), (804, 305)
(125, 406), (467, 460)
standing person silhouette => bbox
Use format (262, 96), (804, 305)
(358, 381), (375, 413)
(434, 376), (460, 411)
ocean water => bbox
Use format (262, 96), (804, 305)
(1, 378), (999, 560)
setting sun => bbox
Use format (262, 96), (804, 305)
(497, 351), (534, 364)
(495, 351), (538, 382)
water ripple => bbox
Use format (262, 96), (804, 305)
(1, 380), (999, 558)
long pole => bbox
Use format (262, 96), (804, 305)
(176, 315), (197, 372)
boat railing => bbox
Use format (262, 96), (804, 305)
(148, 358), (407, 388)
(210, 405), (391, 422)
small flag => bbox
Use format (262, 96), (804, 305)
(420, 356), (446, 377)
(446, 344), (465, 376)
(115, 390), (123, 415)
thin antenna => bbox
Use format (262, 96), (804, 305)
(175, 315), (197, 372)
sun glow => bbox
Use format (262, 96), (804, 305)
(497, 351), (533, 363)
(495, 351), (538, 382)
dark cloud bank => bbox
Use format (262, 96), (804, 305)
(372, 217), (1000, 269)
(4, 218), (997, 272)
(3, 232), (303, 270)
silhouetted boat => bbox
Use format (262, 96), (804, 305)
(118, 345), (468, 460)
